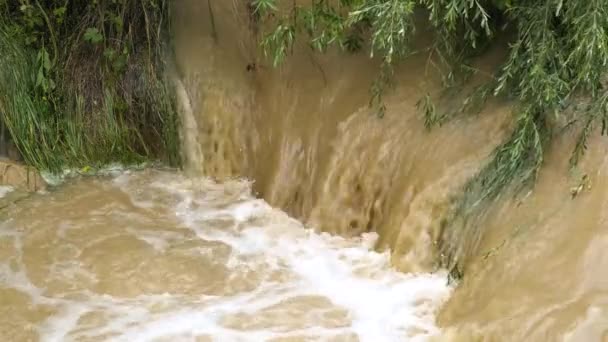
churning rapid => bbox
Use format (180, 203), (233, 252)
(3, 0), (608, 341)
(171, 0), (608, 340)
(0, 170), (450, 341)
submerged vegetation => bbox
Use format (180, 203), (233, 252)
(254, 0), (608, 270)
(0, 0), (179, 172)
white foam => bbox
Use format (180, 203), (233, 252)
(40, 163), (150, 186)
(127, 173), (452, 341)
(0, 185), (13, 198)
(1, 171), (452, 342)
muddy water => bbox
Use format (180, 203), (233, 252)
(173, 0), (512, 272)
(0, 170), (451, 341)
(437, 132), (608, 341)
(3, 0), (607, 340)
(173, 1), (608, 341)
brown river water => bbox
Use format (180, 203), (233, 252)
(0, 171), (449, 341)
(2, 0), (608, 341)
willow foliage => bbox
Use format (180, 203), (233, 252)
(255, 0), (608, 270)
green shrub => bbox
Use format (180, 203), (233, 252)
(0, 0), (180, 172)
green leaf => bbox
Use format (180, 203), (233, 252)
(36, 67), (45, 87)
(53, 7), (66, 17)
(84, 28), (103, 44)
(112, 54), (128, 72)
(53, 6), (67, 23)
(111, 15), (124, 31)
(42, 49), (51, 70)
(252, 0), (277, 14)
(103, 48), (117, 60)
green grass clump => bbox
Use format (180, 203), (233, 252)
(0, 0), (179, 172)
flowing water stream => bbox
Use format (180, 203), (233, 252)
(3, 0), (608, 341)
(0, 170), (450, 341)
